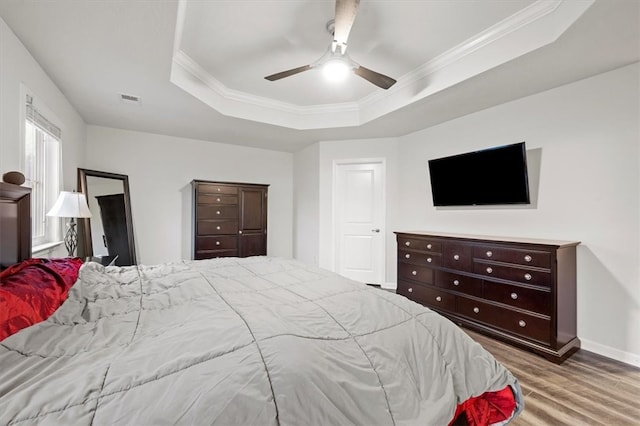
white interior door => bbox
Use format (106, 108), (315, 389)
(334, 161), (385, 284)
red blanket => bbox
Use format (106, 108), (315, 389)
(0, 258), (83, 341)
(450, 386), (517, 426)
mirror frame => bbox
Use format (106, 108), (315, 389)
(77, 168), (137, 264)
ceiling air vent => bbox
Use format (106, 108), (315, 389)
(119, 93), (141, 105)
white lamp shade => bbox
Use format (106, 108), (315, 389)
(47, 191), (92, 218)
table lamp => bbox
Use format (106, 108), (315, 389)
(47, 191), (92, 257)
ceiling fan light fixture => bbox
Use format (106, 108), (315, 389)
(322, 58), (350, 82)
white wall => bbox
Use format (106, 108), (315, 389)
(397, 63), (640, 366)
(0, 16), (86, 257)
(293, 143), (320, 265)
(316, 138), (400, 286)
(84, 126), (293, 265)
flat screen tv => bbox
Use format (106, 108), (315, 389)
(428, 142), (530, 206)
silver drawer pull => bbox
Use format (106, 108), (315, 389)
(216, 211), (221, 215)
(486, 267), (493, 274)
(519, 320), (527, 327)
(217, 188), (221, 192)
(453, 254), (460, 261)
(473, 307), (480, 314)
(524, 255), (532, 262)
(453, 279), (460, 286)
(511, 292), (518, 300)
(427, 243), (432, 249)
(216, 198), (221, 202)
(426, 257), (432, 263)
(239, 230), (243, 234)
(405, 253), (411, 259)
(216, 241), (221, 246)
(411, 270), (417, 276)
(524, 273), (532, 281)
(486, 250), (493, 257)
(405, 241), (411, 246)
(216, 226), (221, 230)
(436, 296), (442, 302)
(408, 287), (413, 293)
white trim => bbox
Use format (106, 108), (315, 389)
(580, 338), (640, 368)
(32, 240), (64, 255)
(170, 0), (593, 129)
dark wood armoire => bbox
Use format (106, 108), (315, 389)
(191, 180), (268, 259)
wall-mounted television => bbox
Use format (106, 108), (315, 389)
(428, 142), (530, 206)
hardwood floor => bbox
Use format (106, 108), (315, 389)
(463, 329), (640, 425)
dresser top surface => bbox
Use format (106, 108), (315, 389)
(395, 231), (580, 248)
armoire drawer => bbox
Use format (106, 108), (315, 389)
(197, 194), (239, 205)
(398, 263), (434, 285)
(197, 220), (239, 235)
(198, 184), (238, 195)
(474, 262), (551, 286)
(194, 250), (238, 259)
(196, 205), (239, 220)
(473, 245), (551, 269)
(483, 280), (551, 314)
(457, 297), (551, 344)
(397, 281), (455, 312)
(398, 249), (441, 267)
(196, 235), (238, 251)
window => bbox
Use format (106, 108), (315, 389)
(23, 93), (62, 248)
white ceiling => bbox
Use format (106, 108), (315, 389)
(0, 0), (638, 152)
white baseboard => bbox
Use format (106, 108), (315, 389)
(378, 283), (640, 368)
(381, 282), (397, 290)
(580, 338), (640, 368)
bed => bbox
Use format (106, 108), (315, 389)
(0, 182), (523, 425)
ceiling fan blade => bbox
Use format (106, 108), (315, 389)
(264, 65), (313, 81)
(334, 0), (360, 47)
(354, 65), (397, 89)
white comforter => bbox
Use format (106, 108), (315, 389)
(0, 257), (521, 425)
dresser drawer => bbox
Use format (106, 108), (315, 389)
(398, 249), (441, 267)
(398, 263), (434, 285)
(197, 205), (238, 220)
(435, 270), (482, 297)
(197, 194), (238, 205)
(397, 281), (455, 312)
(474, 262), (551, 286)
(397, 237), (441, 253)
(457, 296), (551, 344)
(197, 220), (239, 235)
(196, 235), (238, 251)
(443, 243), (473, 272)
(198, 184), (238, 195)
(473, 245), (551, 269)
(483, 280), (551, 314)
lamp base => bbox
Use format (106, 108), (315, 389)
(64, 218), (78, 257)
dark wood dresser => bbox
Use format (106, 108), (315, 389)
(395, 231), (580, 363)
(192, 180), (268, 259)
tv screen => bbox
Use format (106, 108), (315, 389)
(428, 142), (530, 206)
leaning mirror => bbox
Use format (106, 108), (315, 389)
(77, 168), (136, 266)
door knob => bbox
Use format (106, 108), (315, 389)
(371, 229), (380, 233)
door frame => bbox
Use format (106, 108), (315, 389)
(331, 158), (386, 284)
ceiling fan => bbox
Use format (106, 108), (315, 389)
(264, 0), (397, 90)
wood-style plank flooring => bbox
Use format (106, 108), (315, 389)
(463, 329), (640, 425)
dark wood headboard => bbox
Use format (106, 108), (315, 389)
(0, 182), (31, 269)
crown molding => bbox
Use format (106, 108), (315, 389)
(170, 0), (594, 130)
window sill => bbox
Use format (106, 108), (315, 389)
(32, 241), (64, 255)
